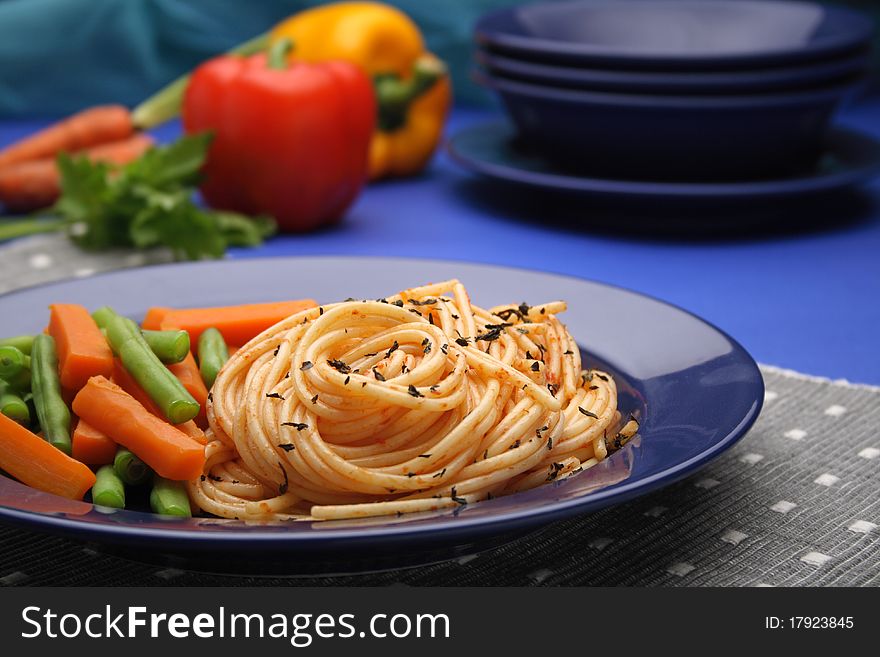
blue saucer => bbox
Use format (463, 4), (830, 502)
(446, 120), (880, 204)
(476, 0), (874, 69)
(0, 257), (763, 573)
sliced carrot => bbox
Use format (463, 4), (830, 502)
(141, 306), (171, 330)
(111, 358), (205, 443)
(0, 105), (133, 170)
(167, 352), (210, 428)
(0, 411), (96, 499)
(47, 303), (114, 391)
(72, 376), (205, 481)
(71, 418), (117, 466)
(0, 133), (154, 211)
(159, 299), (317, 346)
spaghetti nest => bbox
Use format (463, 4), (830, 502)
(189, 280), (636, 521)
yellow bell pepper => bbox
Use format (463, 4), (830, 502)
(270, 2), (451, 180)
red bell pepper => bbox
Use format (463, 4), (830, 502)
(182, 39), (376, 232)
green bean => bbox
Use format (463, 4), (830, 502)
(197, 327), (228, 388)
(150, 477), (192, 517)
(0, 379), (30, 425)
(0, 335), (34, 355)
(92, 465), (126, 509)
(104, 314), (199, 424)
(91, 305), (117, 330)
(94, 306), (190, 364)
(0, 345), (29, 381)
(113, 447), (153, 486)
(143, 329), (190, 364)
(30, 334), (71, 454)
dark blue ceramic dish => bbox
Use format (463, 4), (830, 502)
(0, 257), (763, 574)
(475, 0), (874, 69)
(446, 120), (880, 203)
(475, 48), (869, 94)
(476, 70), (861, 180)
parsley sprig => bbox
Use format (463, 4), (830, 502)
(0, 132), (275, 260)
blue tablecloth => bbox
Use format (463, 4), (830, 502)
(2, 98), (879, 385)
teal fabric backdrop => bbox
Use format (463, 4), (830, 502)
(0, 0), (876, 117)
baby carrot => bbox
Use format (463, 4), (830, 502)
(71, 418), (117, 466)
(0, 105), (133, 170)
(167, 352), (209, 428)
(141, 307), (171, 331)
(72, 376), (205, 481)
(159, 299), (317, 346)
(0, 411), (96, 500)
(47, 303), (114, 391)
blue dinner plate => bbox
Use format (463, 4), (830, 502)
(447, 120), (880, 204)
(475, 0), (874, 69)
(0, 257), (763, 573)
(475, 48), (870, 94)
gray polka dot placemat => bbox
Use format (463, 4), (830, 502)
(0, 237), (877, 586)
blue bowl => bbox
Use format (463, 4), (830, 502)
(475, 70), (862, 180)
(475, 0), (874, 70)
(475, 48), (870, 94)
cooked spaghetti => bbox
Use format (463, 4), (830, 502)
(189, 280), (637, 521)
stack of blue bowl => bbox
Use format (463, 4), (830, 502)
(473, 0), (874, 182)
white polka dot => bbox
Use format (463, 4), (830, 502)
(784, 429), (807, 441)
(824, 404), (847, 417)
(720, 530), (749, 546)
(666, 562), (695, 577)
(73, 267), (95, 278)
(858, 447), (880, 460)
(643, 506), (668, 518)
(800, 551), (832, 567)
(694, 478), (720, 490)
(814, 473), (840, 487)
(771, 500), (797, 514)
(764, 390), (778, 402)
(528, 568), (553, 583)
(847, 520), (877, 534)
(69, 221), (88, 237)
(587, 537), (614, 551)
(740, 453), (764, 465)
(28, 253), (52, 269)
(124, 252), (148, 266)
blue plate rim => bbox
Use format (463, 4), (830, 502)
(446, 121), (880, 199)
(0, 255), (764, 547)
(474, 0), (875, 68)
(475, 68), (860, 108)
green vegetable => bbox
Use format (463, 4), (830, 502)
(0, 133), (276, 260)
(0, 379), (30, 425)
(104, 314), (199, 424)
(92, 465), (126, 509)
(30, 334), (71, 454)
(150, 477), (192, 517)
(113, 447), (153, 486)
(143, 330), (190, 364)
(94, 306), (189, 364)
(0, 345), (29, 380)
(0, 335), (35, 356)
(197, 327), (229, 388)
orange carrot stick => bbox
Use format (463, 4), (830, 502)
(141, 307), (171, 330)
(0, 105), (133, 170)
(167, 352), (210, 428)
(111, 359), (206, 444)
(72, 376), (205, 481)
(159, 299), (317, 346)
(47, 303), (114, 391)
(71, 418), (117, 466)
(0, 133), (154, 211)
(0, 411), (96, 500)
